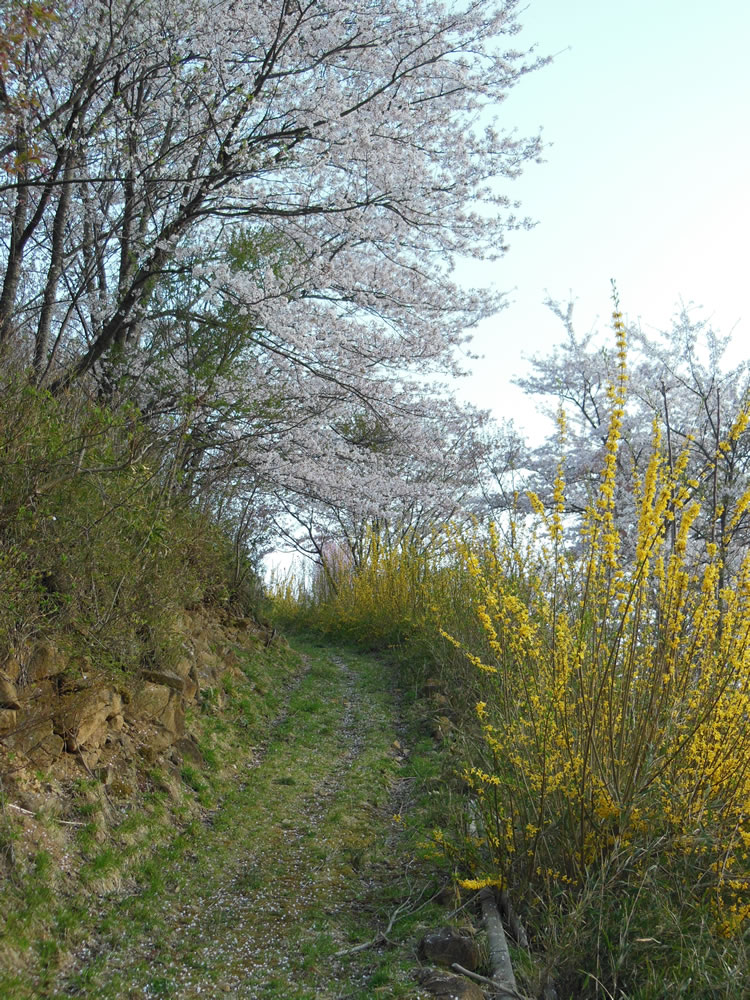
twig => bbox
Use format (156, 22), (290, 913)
(7, 802), (34, 816)
(7, 802), (86, 826)
(450, 963), (499, 986)
(334, 931), (390, 957)
(451, 963), (533, 999)
(443, 888), (481, 920)
(334, 894), (417, 957)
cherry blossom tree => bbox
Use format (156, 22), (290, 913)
(265, 394), (502, 561)
(0, 0), (545, 386)
(0, 0), (550, 555)
(142, 281), (511, 558)
(516, 301), (750, 573)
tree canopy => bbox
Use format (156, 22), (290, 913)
(0, 0), (546, 551)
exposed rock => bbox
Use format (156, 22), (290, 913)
(6, 680), (66, 763)
(112, 731), (135, 754)
(218, 643), (238, 666)
(23, 678), (58, 703)
(192, 645), (223, 678)
(229, 615), (253, 630)
(0, 708), (18, 733)
(415, 968), (485, 1000)
(109, 713), (124, 732)
(182, 676), (199, 703)
(1, 650), (24, 682)
(139, 668), (185, 692)
(173, 736), (204, 766)
(127, 679), (186, 757)
(159, 692), (186, 739)
(110, 776), (136, 798)
(0, 606), (256, 783)
(127, 682), (171, 721)
(53, 686), (122, 751)
(136, 725), (178, 758)
(27, 641), (68, 682)
(96, 764), (114, 785)
(78, 746), (103, 769)
(5, 716), (65, 765)
(124, 678), (186, 759)
(171, 657), (194, 679)
(38, 731), (65, 763)
(0, 671), (21, 708)
(419, 927), (479, 971)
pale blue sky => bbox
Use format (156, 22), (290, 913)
(459, 0), (750, 440)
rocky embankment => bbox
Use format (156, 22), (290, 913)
(0, 608), (273, 802)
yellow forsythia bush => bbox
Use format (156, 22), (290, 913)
(447, 310), (750, 935)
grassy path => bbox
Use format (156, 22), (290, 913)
(49, 637), (441, 1000)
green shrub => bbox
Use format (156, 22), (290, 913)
(0, 374), (250, 675)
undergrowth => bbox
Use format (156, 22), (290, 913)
(0, 374), (260, 674)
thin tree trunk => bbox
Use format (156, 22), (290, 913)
(34, 150), (75, 375)
(0, 127), (29, 347)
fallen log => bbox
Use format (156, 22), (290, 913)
(479, 887), (518, 998)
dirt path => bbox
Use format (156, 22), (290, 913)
(51, 640), (436, 1000)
